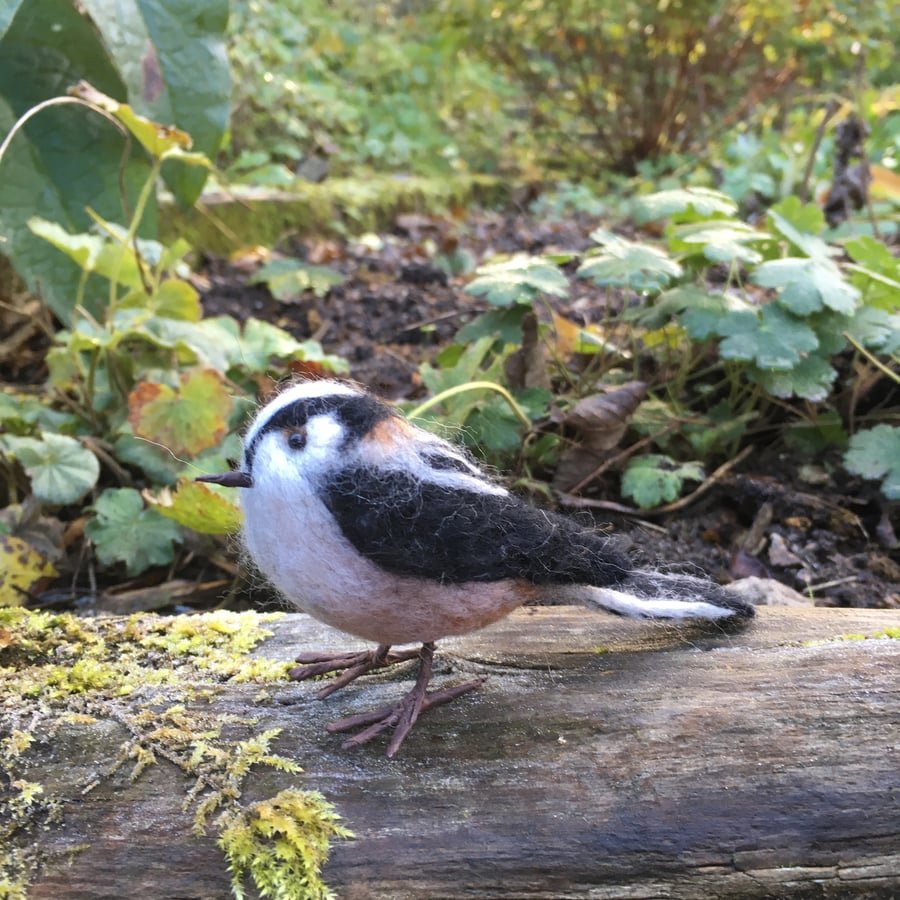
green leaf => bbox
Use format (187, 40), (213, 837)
(113, 433), (184, 486)
(455, 306), (531, 346)
(128, 368), (233, 458)
(464, 402), (524, 452)
(147, 479), (243, 535)
(845, 234), (900, 272)
(679, 292), (756, 340)
(767, 200), (832, 260)
(768, 196), (826, 243)
(121, 278), (202, 322)
(80, 0), (230, 206)
(465, 254), (569, 306)
(844, 426), (900, 500)
(248, 258), (345, 300)
(0, 0), (156, 323)
(0, 1), (24, 41)
(627, 286), (752, 329)
(419, 335), (497, 398)
(717, 305), (819, 371)
(634, 187), (737, 224)
(5, 433), (100, 504)
(579, 230), (682, 292)
(845, 235), (900, 312)
(845, 307), (900, 354)
(238, 318), (347, 374)
(751, 355), (837, 401)
(27, 218), (146, 290)
(0, 393), (76, 435)
(668, 220), (769, 265)
(753, 256), (859, 315)
(85, 488), (181, 575)
(69, 81), (193, 159)
(621, 455), (705, 509)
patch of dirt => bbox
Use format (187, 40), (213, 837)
(197, 208), (899, 613)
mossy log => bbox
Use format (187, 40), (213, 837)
(23, 606), (900, 899)
(159, 175), (511, 256)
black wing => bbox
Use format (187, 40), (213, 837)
(322, 468), (631, 586)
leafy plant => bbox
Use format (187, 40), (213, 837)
(443, 0), (899, 174)
(844, 425), (900, 499)
(249, 258), (345, 300)
(0, 0), (230, 323)
(621, 455), (705, 508)
(225, 0), (515, 179)
(422, 182), (899, 507)
(0, 94), (346, 595)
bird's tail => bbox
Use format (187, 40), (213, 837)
(567, 570), (755, 621)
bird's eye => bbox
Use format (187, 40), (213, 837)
(287, 430), (307, 451)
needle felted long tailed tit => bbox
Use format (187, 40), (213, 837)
(198, 380), (754, 756)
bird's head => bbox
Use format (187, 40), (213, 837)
(196, 379), (392, 491)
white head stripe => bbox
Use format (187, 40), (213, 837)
(243, 380), (359, 447)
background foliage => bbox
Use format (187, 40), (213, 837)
(0, 0), (230, 322)
(223, 0), (898, 183)
(0, 0), (898, 588)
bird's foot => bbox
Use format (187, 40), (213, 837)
(312, 642), (483, 757)
(289, 643), (421, 699)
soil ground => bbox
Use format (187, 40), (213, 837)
(197, 209), (899, 613)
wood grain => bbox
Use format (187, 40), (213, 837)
(25, 607), (900, 899)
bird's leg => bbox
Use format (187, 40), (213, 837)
(289, 643), (422, 700)
(324, 642), (484, 757)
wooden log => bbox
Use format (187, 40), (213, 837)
(20, 607), (900, 898)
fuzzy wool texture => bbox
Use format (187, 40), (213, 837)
(236, 380), (754, 645)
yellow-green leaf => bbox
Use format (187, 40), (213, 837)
(128, 369), (232, 458)
(146, 480), (243, 535)
(0, 535), (58, 607)
(69, 81), (193, 159)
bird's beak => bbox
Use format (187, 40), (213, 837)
(195, 471), (253, 488)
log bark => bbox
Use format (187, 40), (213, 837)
(23, 607), (900, 898)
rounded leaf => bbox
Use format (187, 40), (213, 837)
(13, 434), (100, 504)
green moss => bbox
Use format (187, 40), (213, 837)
(802, 628), (900, 647)
(0, 609), (351, 897)
(160, 174), (510, 256)
(218, 788), (353, 900)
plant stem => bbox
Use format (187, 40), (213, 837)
(107, 157), (162, 322)
(408, 381), (532, 429)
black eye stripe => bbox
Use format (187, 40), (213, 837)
(243, 392), (393, 472)
(420, 449), (478, 475)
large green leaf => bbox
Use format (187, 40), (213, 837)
(0, 0), (155, 323)
(844, 426), (900, 500)
(752, 355), (837, 402)
(249, 258), (345, 300)
(579, 230), (682, 292)
(716, 304), (819, 371)
(668, 220), (770, 265)
(845, 235), (900, 312)
(634, 187), (737, 224)
(3, 433), (100, 504)
(0, 0), (23, 40)
(0, 0), (230, 322)
(80, 0), (230, 206)
(84, 487), (181, 575)
(753, 256), (860, 316)
(466, 254), (569, 306)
